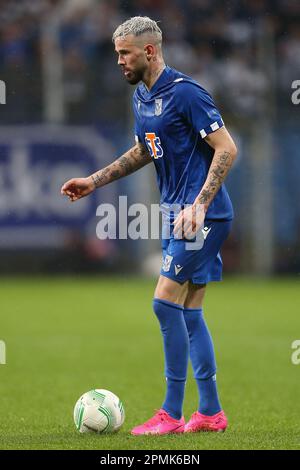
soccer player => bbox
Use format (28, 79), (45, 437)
(61, 16), (237, 435)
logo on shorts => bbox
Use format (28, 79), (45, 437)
(162, 254), (173, 272)
(202, 226), (212, 240)
(174, 264), (183, 276)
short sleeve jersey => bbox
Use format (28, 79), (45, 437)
(133, 66), (233, 221)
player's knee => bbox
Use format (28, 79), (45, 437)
(152, 298), (177, 318)
(184, 283), (206, 309)
(152, 298), (161, 317)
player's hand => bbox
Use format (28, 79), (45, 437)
(173, 203), (206, 239)
(61, 177), (95, 202)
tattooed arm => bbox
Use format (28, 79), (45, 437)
(174, 126), (237, 238)
(90, 142), (152, 189)
(195, 126), (237, 210)
(61, 142), (152, 202)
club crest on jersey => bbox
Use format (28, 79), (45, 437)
(145, 132), (164, 159)
(155, 98), (163, 116)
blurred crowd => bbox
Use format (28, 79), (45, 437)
(0, 0), (299, 125)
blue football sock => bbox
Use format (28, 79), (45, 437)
(153, 298), (189, 420)
(183, 307), (221, 416)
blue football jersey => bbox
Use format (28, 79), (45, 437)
(133, 66), (233, 221)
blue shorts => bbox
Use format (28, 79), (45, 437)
(161, 220), (232, 285)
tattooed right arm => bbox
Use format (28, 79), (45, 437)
(90, 142), (152, 189)
(61, 143), (151, 202)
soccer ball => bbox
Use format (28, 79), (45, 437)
(73, 389), (125, 433)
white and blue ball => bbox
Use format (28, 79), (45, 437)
(74, 389), (125, 433)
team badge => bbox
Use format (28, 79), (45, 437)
(155, 98), (163, 116)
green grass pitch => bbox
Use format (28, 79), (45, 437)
(0, 276), (299, 450)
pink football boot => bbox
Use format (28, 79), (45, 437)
(185, 410), (228, 433)
(131, 409), (185, 436)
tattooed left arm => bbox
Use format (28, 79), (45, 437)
(174, 126), (237, 238)
(195, 126), (237, 210)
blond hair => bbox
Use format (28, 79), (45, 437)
(112, 16), (162, 44)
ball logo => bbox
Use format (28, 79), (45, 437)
(145, 132), (164, 159)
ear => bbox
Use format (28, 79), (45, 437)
(144, 44), (156, 60)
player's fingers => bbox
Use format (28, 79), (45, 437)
(174, 213), (184, 233)
(174, 222), (184, 239)
(61, 186), (70, 196)
(184, 229), (196, 240)
(62, 179), (77, 192)
(182, 214), (192, 228)
(183, 216), (194, 235)
(61, 185), (72, 196)
(69, 193), (81, 202)
(183, 225), (193, 239)
(173, 210), (183, 225)
(173, 220), (182, 236)
(61, 181), (70, 191)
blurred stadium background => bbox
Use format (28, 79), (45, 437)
(0, 0), (299, 277)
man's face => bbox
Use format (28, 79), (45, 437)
(114, 35), (147, 85)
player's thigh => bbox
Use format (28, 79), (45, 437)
(184, 282), (207, 309)
(154, 275), (189, 306)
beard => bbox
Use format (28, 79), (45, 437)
(122, 67), (144, 85)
